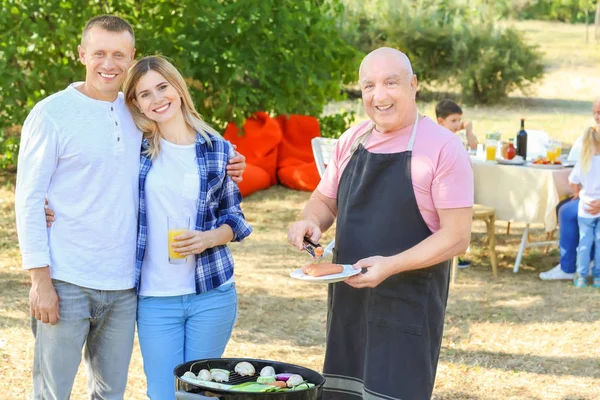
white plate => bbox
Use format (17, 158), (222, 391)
(290, 264), (361, 283)
(496, 158), (525, 165)
(526, 162), (565, 169)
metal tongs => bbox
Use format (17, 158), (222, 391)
(302, 237), (335, 261)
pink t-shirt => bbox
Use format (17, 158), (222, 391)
(317, 116), (474, 233)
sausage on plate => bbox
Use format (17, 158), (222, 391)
(304, 263), (344, 277)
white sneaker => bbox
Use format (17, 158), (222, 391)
(539, 264), (575, 280)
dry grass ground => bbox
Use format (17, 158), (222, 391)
(2, 19), (600, 400)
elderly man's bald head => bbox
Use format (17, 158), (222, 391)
(358, 47), (419, 134)
(359, 47), (414, 80)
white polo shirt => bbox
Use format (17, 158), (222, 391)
(15, 83), (141, 290)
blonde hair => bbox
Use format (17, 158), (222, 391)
(123, 55), (218, 159)
(580, 125), (600, 173)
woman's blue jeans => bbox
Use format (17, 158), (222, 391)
(137, 283), (238, 400)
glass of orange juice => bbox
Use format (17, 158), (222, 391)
(485, 140), (498, 161)
(546, 142), (558, 162)
(168, 215), (190, 264)
(554, 140), (562, 158)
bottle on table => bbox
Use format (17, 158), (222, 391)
(506, 139), (517, 160)
(516, 118), (527, 160)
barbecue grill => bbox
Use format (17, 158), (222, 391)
(174, 358), (325, 400)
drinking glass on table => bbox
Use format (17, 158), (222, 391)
(168, 215), (190, 264)
(545, 141), (559, 162)
(554, 140), (562, 158)
(485, 132), (500, 161)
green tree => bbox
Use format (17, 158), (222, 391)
(0, 0), (360, 169)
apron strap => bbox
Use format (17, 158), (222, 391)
(351, 108), (421, 154)
(406, 108), (420, 152)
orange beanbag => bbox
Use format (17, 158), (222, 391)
(236, 163), (271, 198)
(224, 112), (282, 186)
(277, 163), (322, 192)
(275, 115), (322, 191)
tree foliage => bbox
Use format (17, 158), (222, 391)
(0, 0), (360, 168)
(339, 0), (545, 104)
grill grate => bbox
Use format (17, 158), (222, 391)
(226, 372), (258, 385)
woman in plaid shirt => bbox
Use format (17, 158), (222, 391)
(123, 56), (252, 399)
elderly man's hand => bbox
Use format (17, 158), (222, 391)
(288, 220), (322, 251)
(345, 256), (394, 289)
(584, 199), (600, 215)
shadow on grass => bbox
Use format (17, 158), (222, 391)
(440, 348), (600, 379)
(0, 270), (30, 330)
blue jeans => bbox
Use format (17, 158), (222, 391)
(559, 199), (595, 273)
(31, 280), (137, 400)
(137, 283), (238, 400)
(577, 216), (600, 278)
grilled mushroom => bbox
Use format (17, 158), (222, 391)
(198, 369), (211, 381)
(234, 361), (256, 377)
(210, 368), (231, 382)
(260, 366), (276, 377)
(286, 374), (304, 388)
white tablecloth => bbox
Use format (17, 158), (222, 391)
(471, 159), (573, 232)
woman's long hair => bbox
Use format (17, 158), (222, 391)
(123, 55), (218, 159)
(580, 125), (600, 174)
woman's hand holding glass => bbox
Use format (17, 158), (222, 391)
(170, 227), (234, 258)
(170, 230), (214, 257)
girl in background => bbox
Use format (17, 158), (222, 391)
(569, 126), (600, 288)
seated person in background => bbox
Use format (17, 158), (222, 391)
(436, 99), (476, 268)
(539, 97), (600, 280)
(436, 99), (478, 151)
(568, 126), (600, 288)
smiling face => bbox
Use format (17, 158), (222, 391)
(593, 99), (600, 125)
(359, 49), (418, 133)
(77, 26), (135, 101)
(133, 69), (183, 125)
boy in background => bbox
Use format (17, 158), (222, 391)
(436, 99), (478, 151)
(436, 99), (476, 268)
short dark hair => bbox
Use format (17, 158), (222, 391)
(435, 99), (463, 119)
(82, 15), (134, 45)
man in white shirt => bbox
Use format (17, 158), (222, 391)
(15, 16), (244, 399)
(539, 98), (600, 280)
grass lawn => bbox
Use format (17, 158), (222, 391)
(2, 20), (600, 400)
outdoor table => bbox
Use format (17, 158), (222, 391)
(470, 158), (573, 272)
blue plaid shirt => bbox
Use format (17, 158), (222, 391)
(135, 132), (252, 294)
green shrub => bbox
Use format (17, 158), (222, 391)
(455, 27), (545, 104)
(339, 0), (545, 104)
(319, 110), (356, 139)
(0, 0), (360, 169)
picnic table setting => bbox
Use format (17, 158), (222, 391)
(469, 121), (576, 273)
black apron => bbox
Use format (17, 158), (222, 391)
(322, 114), (450, 400)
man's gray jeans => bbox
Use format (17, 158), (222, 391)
(31, 280), (137, 400)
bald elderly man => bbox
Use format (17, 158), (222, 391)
(288, 47), (474, 400)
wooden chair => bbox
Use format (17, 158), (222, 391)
(451, 204), (498, 284)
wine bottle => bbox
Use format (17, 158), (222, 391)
(516, 118), (527, 159)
